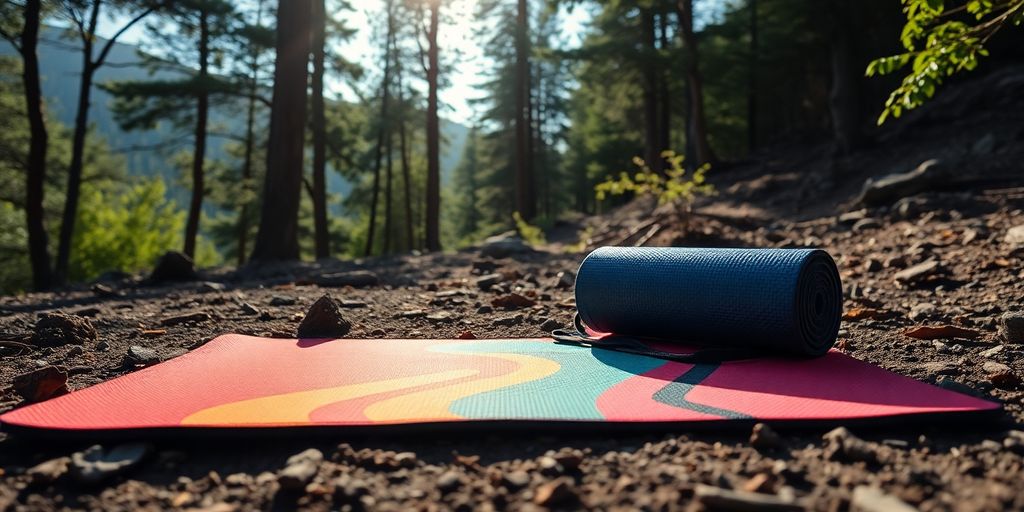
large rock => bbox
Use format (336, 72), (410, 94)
(297, 294), (352, 339)
(857, 159), (948, 207)
(479, 232), (534, 258)
(149, 251), (198, 282)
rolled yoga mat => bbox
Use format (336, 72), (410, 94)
(572, 247), (843, 357)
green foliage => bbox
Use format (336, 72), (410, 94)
(69, 178), (218, 280)
(513, 211), (546, 247)
(595, 150), (715, 212)
(867, 0), (1024, 124)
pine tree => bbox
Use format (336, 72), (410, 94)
(53, 0), (159, 285)
(251, 0), (313, 261)
(104, 0), (238, 260)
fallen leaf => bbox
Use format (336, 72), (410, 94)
(904, 325), (983, 340)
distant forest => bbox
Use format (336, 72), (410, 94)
(0, 0), (1022, 292)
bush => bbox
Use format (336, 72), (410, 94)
(594, 150), (715, 216)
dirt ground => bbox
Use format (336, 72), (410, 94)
(1, 172), (1023, 511)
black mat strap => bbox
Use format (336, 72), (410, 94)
(551, 313), (766, 364)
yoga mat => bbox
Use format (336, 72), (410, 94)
(0, 335), (999, 434)
(571, 247), (842, 357)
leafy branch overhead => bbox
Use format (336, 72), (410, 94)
(867, 0), (1024, 124)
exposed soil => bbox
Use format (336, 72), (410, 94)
(2, 70), (1024, 511)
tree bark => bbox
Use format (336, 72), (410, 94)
(657, 11), (671, 162)
(21, 0), (52, 290)
(827, 0), (862, 155)
(641, 8), (661, 173)
(54, 0), (101, 285)
(311, 0), (329, 259)
(424, 0), (441, 251)
(251, 0), (312, 261)
(513, 0), (535, 221)
(397, 72), (413, 252)
(747, 0), (758, 153)
(676, 0), (716, 167)
(238, 0), (265, 266)
(184, 10), (210, 259)
(383, 115), (394, 254)
(364, 1), (395, 257)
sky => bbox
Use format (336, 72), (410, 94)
(96, 0), (592, 126)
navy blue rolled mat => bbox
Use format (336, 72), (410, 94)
(572, 247), (843, 357)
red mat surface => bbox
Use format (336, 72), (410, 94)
(0, 334), (999, 433)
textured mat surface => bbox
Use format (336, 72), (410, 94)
(575, 247), (843, 356)
(0, 335), (998, 433)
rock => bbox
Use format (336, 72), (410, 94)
(340, 299), (367, 308)
(149, 251), (198, 282)
(124, 345), (160, 367)
(457, 330), (476, 339)
(694, 484), (802, 511)
(492, 314), (524, 327)
(997, 312), (1024, 344)
(296, 294), (351, 338)
(555, 271), (575, 289)
(851, 486), (917, 512)
(935, 376), (983, 397)
(480, 232), (534, 258)
(852, 218), (881, 232)
(436, 471), (461, 493)
(838, 209), (867, 224)
(988, 368), (1021, 389)
(31, 312), (97, 347)
(1006, 225), (1024, 246)
(908, 303), (937, 322)
(475, 273), (503, 290)
(893, 259), (940, 285)
(199, 281), (225, 293)
(160, 312), (211, 326)
(980, 345), (1004, 358)
(540, 318), (563, 332)
(857, 159), (948, 207)
(823, 427), (883, 464)
(315, 270), (379, 288)
(70, 443), (151, 484)
(269, 295), (296, 306)
(91, 283), (122, 298)
(14, 366), (69, 403)
(750, 422), (782, 450)
(533, 477), (576, 507)
(278, 448), (323, 491)
(27, 456), (70, 484)
(983, 361), (1011, 375)
(503, 470), (531, 489)
(240, 302), (261, 316)
(904, 325), (982, 340)
(491, 293), (536, 309)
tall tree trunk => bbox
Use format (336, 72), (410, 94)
(238, 0), (265, 266)
(398, 75), (413, 252)
(513, 0), (535, 220)
(383, 119), (394, 254)
(747, 0), (758, 153)
(657, 11), (671, 161)
(828, 0), (862, 155)
(251, 0), (312, 261)
(21, 0), (51, 290)
(424, 0), (441, 252)
(184, 11), (210, 259)
(640, 9), (661, 173)
(365, 2), (395, 257)
(55, 0), (101, 285)
(311, 0), (330, 259)
(676, 0), (716, 167)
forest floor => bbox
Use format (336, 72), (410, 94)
(1, 69), (1024, 511)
